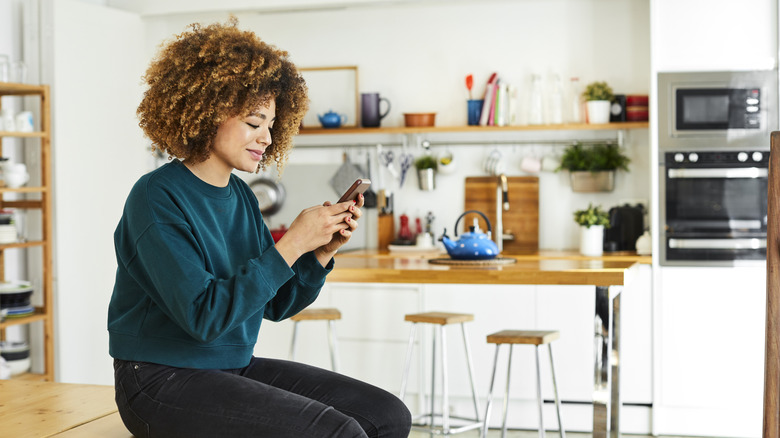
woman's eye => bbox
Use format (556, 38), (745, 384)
(246, 122), (260, 129)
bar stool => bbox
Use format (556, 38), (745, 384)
(289, 308), (341, 372)
(399, 312), (482, 436)
(482, 330), (565, 438)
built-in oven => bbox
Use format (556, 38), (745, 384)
(660, 150), (768, 266)
(658, 70), (777, 150)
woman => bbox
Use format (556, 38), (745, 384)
(107, 19), (411, 438)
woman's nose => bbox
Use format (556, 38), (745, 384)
(257, 127), (272, 146)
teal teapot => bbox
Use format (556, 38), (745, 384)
(440, 210), (500, 260)
(318, 110), (347, 128)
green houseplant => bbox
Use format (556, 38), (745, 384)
(415, 154), (437, 191)
(558, 143), (630, 192)
(582, 81), (614, 124)
(573, 203), (610, 256)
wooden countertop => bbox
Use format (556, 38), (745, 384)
(329, 250), (644, 286)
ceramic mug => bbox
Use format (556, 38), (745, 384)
(361, 93), (391, 127)
(521, 156), (542, 174)
(3, 163), (29, 188)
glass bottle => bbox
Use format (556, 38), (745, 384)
(568, 77), (583, 124)
(548, 74), (564, 124)
(528, 74), (544, 125)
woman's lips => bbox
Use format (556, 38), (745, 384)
(248, 149), (264, 161)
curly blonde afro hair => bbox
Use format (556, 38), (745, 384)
(137, 17), (308, 172)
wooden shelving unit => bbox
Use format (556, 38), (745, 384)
(299, 121), (649, 135)
(0, 82), (54, 381)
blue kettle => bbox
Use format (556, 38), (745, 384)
(440, 210), (500, 260)
(318, 110), (347, 128)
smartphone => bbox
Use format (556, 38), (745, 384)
(338, 178), (371, 203)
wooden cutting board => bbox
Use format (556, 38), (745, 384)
(464, 176), (539, 253)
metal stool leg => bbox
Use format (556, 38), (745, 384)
(549, 344), (565, 438)
(501, 344), (514, 438)
(430, 326), (437, 428)
(400, 323), (417, 401)
(535, 346), (545, 438)
(461, 323), (481, 426)
(482, 344), (501, 438)
(328, 320), (340, 372)
(441, 325), (450, 434)
(289, 321), (300, 360)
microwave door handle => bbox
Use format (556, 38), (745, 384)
(668, 238), (767, 249)
(667, 168), (768, 178)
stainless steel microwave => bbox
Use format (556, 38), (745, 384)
(658, 70), (778, 150)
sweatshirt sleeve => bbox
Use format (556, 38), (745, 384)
(262, 250), (334, 321)
(122, 221), (296, 343)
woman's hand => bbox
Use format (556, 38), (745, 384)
(274, 195), (363, 267)
(314, 194), (364, 262)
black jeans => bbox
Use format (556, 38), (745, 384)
(113, 357), (411, 438)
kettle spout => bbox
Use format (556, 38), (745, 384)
(439, 228), (456, 252)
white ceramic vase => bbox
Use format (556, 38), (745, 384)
(586, 100), (611, 124)
(580, 225), (604, 256)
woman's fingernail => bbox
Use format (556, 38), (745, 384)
(349, 205), (354, 212)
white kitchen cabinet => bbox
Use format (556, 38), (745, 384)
(652, 0), (777, 72)
(656, 266), (765, 438)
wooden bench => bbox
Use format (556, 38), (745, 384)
(0, 379), (132, 437)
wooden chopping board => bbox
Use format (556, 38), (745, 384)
(464, 176), (539, 253)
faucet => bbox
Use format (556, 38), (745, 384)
(495, 174), (514, 252)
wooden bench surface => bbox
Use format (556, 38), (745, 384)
(0, 379), (122, 438)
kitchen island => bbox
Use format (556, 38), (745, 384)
(328, 250), (643, 438)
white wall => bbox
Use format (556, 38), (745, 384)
(145, 0), (652, 250)
(49, 0), (148, 384)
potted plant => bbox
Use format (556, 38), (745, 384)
(582, 81), (614, 124)
(557, 142), (630, 192)
(415, 154), (437, 190)
(573, 203), (610, 256)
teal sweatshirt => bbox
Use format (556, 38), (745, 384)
(108, 160), (331, 369)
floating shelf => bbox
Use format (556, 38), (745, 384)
(299, 121), (649, 135)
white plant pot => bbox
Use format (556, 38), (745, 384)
(580, 225), (604, 256)
(586, 100), (611, 124)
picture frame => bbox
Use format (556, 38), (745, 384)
(299, 66), (359, 129)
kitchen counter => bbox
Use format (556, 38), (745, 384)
(329, 249), (646, 286)
(328, 249), (640, 438)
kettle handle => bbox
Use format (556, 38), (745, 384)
(453, 210), (492, 237)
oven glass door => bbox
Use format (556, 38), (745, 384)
(666, 168), (767, 231)
(675, 88), (757, 130)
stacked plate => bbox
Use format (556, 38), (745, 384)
(0, 210), (16, 244)
(0, 341), (31, 376)
(0, 281), (34, 318)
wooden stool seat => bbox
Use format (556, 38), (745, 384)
(404, 311), (474, 325)
(290, 308), (341, 321)
(486, 330), (560, 346)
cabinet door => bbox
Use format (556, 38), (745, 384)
(656, 266), (765, 437)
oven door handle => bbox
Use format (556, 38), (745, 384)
(668, 238), (767, 249)
(667, 167), (768, 179)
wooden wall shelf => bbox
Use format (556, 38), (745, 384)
(299, 121), (649, 135)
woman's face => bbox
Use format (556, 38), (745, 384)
(210, 98), (276, 174)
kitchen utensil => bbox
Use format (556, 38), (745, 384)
(466, 74), (474, 100)
(438, 149), (456, 174)
(464, 176), (539, 253)
(363, 153), (377, 208)
(483, 149), (504, 176)
(440, 210), (500, 260)
(378, 149), (398, 180)
(329, 152), (366, 197)
(318, 110), (347, 128)
(403, 113), (436, 127)
(250, 177), (286, 216)
(399, 153), (413, 187)
(360, 93), (391, 128)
